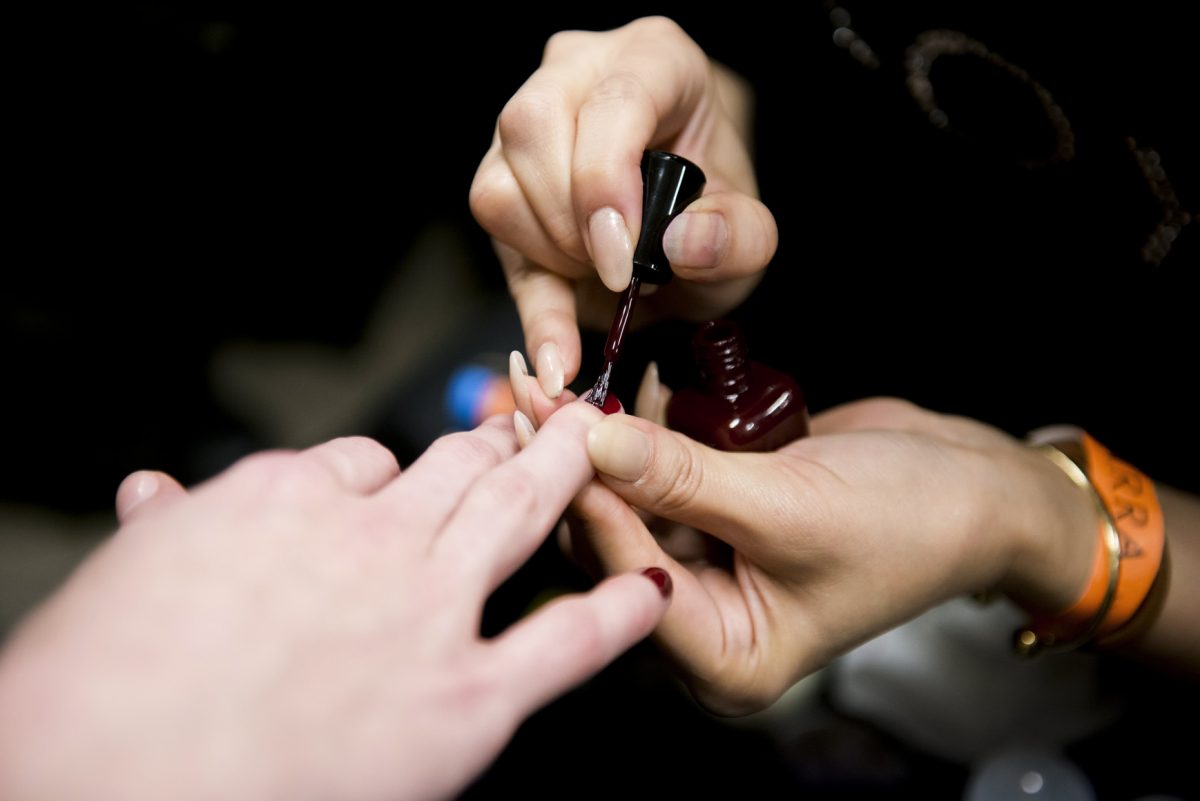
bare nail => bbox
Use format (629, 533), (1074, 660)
(513, 410), (536, 449)
(535, 341), (565, 399)
(509, 350), (534, 422)
(663, 211), (727, 269)
(635, 361), (661, 422)
(588, 207), (633, 291)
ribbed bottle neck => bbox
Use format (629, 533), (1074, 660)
(694, 320), (750, 398)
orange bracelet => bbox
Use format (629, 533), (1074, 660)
(1081, 434), (1165, 637)
(1014, 432), (1165, 656)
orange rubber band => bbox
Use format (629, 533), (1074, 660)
(1015, 432), (1165, 655)
(1016, 443), (1120, 655)
(1080, 433), (1165, 636)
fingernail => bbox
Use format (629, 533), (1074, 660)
(587, 415), (650, 481)
(641, 566), (673, 599)
(663, 212), (727, 269)
(535, 341), (565, 399)
(582, 389), (623, 415)
(588, 207), (633, 291)
(634, 361), (660, 421)
(513, 410), (536, 449)
(117, 471), (159, 518)
(508, 350), (534, 421)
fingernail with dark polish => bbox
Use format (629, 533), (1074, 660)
(641, 566), (673, 599)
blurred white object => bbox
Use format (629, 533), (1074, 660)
(964, 747), (1095, 801)
(829, 597), (1121, 763)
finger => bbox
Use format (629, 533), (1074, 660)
(633, 361), (671, 425)
(496, 243), (581, 396)
(808, 396), (1005, 448)
(662, 191), (778, 281)
(300, 436), (400, 496)
(525, 382), (579, 429)
(489, 568), (670, 714)
(809, 397), (931, 436)
(586, 413), (793, 551)
(513, 410), (535, 450)
(115, 470), (187, 524)
(509, 353), (579, 431)
(438, 402), (602, 591)
(375, 415), (517, 532)
(564, 478), (730, 685)
(569, 20), (712, 288)
(471, 150), (593, 279)
(508, 350), (535, 424)
(496, 65), (593, 266)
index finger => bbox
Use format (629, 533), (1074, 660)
(496, 242), (583, 392)
(436, 402), (604, 592)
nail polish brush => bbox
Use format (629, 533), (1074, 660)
(587, 151), (706, 410)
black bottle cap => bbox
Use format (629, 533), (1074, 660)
(632, 151), (707, 285)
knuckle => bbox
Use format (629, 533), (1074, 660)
(692, 669), (781, 717)
(334, 436), (400, 476)
(542, 29), (586, 61)
(468, 163), (519, 229)
(586, 70), (649, 109)
(228, 450), (299, 485)
(227, 450), (338, 501)
(631, 15), (686, 41)
(427, 431), (506, 472)
(861, 396), (924, 424)
(484, 466), (540, 520)
(497, 87), (568, 150)
(652, 442), (705, 515)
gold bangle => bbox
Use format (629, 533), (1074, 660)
(1013, 443), (1122, 657)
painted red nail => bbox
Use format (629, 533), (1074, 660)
(600, 393), (622, 415)
(641, 567), (672, 599)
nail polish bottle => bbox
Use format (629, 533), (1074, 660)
(666, 319), (809, 452)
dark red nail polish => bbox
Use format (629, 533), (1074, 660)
(666, 319), (809, 452)
(599, 392), (622, 415)
(641, 566), (673, 599)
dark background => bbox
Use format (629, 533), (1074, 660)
(4, 3), (1196, 798)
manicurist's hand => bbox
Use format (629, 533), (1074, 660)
(0, 406), (671, 801)
(572, 397), (1105, 714)
(471, 16), (776, 400)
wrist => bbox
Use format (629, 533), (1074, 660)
(994, 442), (1098, 615)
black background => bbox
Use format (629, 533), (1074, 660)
(4, 3), (1197, 798)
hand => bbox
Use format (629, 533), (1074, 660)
(0, 407), (671, 801)
(571, 397), (1099, 714)
(471, 16), (776, 399)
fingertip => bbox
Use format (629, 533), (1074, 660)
(535, 341), (566, 399)
(639, 566), (673, 600)
(634, 361), (666, 423)
(513, 410), (536, 450)
(116, 470), (185, 523)
(587, 207), (633, 292)
(508, 350), (535, 422)
(586, 413), (651, 482)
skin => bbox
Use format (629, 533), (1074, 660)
(0, 405), (671, 801)
(490, 16), (1200, 713)
(512, 366), (1199, 716)
(471, 16), (776, 401)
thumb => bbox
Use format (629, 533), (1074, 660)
(585, 413), (783, 551)
(662, 191), (777, 282)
